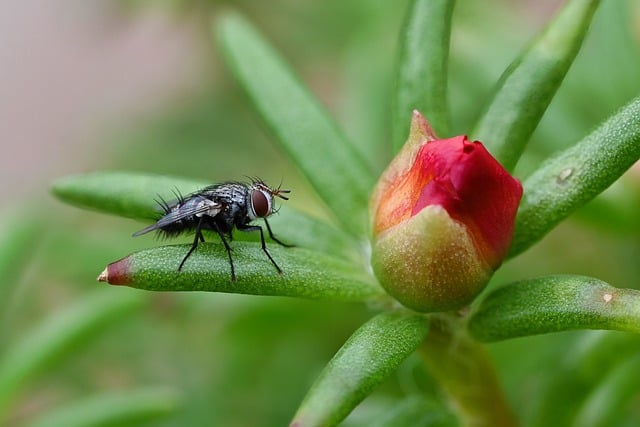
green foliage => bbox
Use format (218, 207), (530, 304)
(27, 0), (640, 426)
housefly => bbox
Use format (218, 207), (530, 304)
(133, 179), (291, 281)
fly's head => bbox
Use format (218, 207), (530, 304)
(248, 179), (290, 220)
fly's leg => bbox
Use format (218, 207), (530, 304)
(179, 217), (205, 271)
(263, 218), (294, 248)
(213, 223), (236, 282)
(237, 224), (283, 274)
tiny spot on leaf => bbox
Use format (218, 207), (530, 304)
(556, 167), (574, 184)
(603, 293), (613, 303)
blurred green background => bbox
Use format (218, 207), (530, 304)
(2, 1), (640, 426)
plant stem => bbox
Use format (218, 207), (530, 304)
(419, 313), (516, 427)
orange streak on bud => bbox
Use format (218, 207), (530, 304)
(373, 160), (435, 235)
(372, 112), (439, 236)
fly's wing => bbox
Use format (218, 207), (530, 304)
(132, 198), (223, 236)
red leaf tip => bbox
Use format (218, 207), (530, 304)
(97, 256), (131, 286)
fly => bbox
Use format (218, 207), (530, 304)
(133, 179), (292, 281)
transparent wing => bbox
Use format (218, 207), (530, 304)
(132, 198), (223, 236)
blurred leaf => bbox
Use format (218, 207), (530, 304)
(0, 290), (144, 417)
(510, 96), (640, 257)
(392, 0), (454, 151)
(100, 243), (384, 303)
(337, 4), (398, 175)
(572, 352), (640, 427)
(473, 0), (600, 171)
(352, 396), (456, 427)
(0, 211), (45, 340)
(27, 388), (181, 427)
(216, 12), (376, 235)
(528, 331), (640, 427)
(291, 311), (429, 427)
(574, 177), (640, 233)
(468, 275), (640, 342)
(51, 171), (360, 260)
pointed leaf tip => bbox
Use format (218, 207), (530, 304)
(97, 268), (108, 282)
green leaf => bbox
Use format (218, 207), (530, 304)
(472, 0), (600, 171)
(572, 352), (640, 427)
(392, 0), (454, 151)
(99, 243), (384, 303)
(291, 311), (429, 427)
(468, 275), (640, 342)
(51, 171), (361, 260)
(52, 171), (205, 221)
(216, 12), (376, 234)
(510, 96), (640, 257)
(26, 388), (181, 427)
(0, 291), (144, 417)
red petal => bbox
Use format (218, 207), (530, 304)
(409, 136), (522, 267)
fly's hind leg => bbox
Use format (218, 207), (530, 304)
(178, 217), (205, 271)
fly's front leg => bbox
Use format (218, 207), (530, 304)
(263, 218), (294, 247)
(237, 224), (283, 274)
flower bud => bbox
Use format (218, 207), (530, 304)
(371, 111), (523, 312)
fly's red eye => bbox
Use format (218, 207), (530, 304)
(251, 190), (270, 217)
